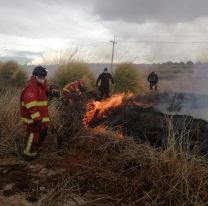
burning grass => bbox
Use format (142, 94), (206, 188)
(1, 89), (208, 205)
(83, 92), (135, 127)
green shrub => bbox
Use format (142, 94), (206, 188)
(113, 63), (141, 93)
(0, 61), (27, 87)
(50, 62), (95, 89)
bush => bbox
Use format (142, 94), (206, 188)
(0, 61), (27, 88)
(113, 63), (142, 93)
(50, 62), (95, 89)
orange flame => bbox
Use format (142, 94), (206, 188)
(83, 93), (133, 127)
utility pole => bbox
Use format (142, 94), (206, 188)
(110, 36), (117, 72)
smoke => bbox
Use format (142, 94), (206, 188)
(155, 63), (208, 121)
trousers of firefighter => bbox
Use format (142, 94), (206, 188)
(62, 79), (85, 104)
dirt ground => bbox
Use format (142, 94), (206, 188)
(0, 150), (90, 205)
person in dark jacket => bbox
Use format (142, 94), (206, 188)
(147, 72), (158, 90)
(96, 67), (114, 100)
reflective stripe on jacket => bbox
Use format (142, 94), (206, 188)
(63, 82), (79, 94)
(20, 76), (50, 125)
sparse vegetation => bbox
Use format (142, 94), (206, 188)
(0, 61), (27, 88)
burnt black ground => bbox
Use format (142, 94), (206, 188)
(88, 103), (208, 154)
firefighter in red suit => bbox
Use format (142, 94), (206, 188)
(20, 66), (50, 160)
(63, 79), (85, 103)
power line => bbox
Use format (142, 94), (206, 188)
(118, 40), (208, 44)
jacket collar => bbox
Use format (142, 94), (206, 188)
(28, 76), (48, 90)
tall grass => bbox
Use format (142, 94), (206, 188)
(113, 63), (147, 94)
(0, 61), (27, 88)
(48, 99), (84, 149)
(50, 62), (95, 89)
(38, 125), (208, 206)
(0, 87), (25, 157)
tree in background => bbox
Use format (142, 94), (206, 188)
(113, 63), (144, 94)
(0, 61), (27, 88)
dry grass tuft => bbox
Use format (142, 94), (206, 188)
(0, 87), (25, 157)
(50, 62), (95, 89)
(113, 63), (147, 95)
(44, 103), (208, 205)
(0, 61), (27, 88)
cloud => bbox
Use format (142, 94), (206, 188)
(0, 0), (106, 39)
(0, 0), (208, 64)
(34, 0), (208, 23)
(89, 0), (208, 23)
(0, 48), (41, 64)
(101, 17), (208, 63)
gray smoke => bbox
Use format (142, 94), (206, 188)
(155, 63), (208, 121)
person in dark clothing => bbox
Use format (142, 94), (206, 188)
(96, 67), (114, 100)
(147, 72), (158, 90)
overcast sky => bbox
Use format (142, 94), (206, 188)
(0, 0), (208, 64)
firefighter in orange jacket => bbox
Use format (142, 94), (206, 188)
(63, 79), (85, 102)
(20, 66), (50, 160)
